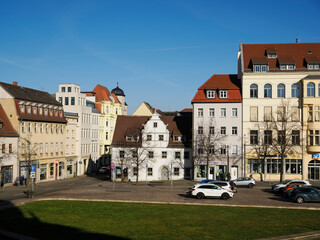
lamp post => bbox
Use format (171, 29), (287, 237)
(227, 145), (230, 180)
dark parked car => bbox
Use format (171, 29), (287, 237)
(291, 186), (320, 204)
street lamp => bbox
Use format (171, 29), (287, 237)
(227, 145), (230, 180)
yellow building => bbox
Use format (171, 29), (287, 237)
(132, 102), (164, 116)
(0, 81), (67, 182)
(91, 84), (127, 165)
(302, 75), (320, 180)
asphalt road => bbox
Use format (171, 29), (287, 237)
(1, 175), (320, 210)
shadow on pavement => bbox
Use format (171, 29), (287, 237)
(0, 200), (129, 240)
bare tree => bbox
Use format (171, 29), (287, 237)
(270, 100), (302, 182)
(19, 136), (37, 186)
(193, 120), (227, 179)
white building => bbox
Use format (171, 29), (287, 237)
(0, 104), (19, 186)
(111, 112), (192, 181)
(192, 74), (242, 180)
(56, 84), (100, 176)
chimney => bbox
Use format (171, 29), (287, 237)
(13, 82), (18, 86)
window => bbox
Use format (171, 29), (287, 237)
(277, 106), (286, 122)
(291, 83), (299, 98)
(132, 150), (137, 158)
(27, 106), (31, 114)
(278, 131), (286, 144)
(106, 132), (108, 140)
(55, 143), (58, 153)
(309, 130), (314, 146)
(264, 106), (272, 122)
(221, 127), (226, 135)
(153, 122), (157, 128)
(60, 142), (63, 153)
(133, 167), (138, 176)
(307, 82), (315, 97)
(159, 135), (164, 141)
(147, 135), (152, 141)
(71, 97), (75, 105)
(209, 127), (214, 135)
(51, 124), (53, 133)
(232, 108), (238, 117)
(277, 84), (285, 98)
(174, 168), (180, 176)
(120, 150), (125, 159)
(264, 130), (272, 145)
(264, 84), (272, 98)
(220, 108), (226, 117)
(45, 143), (48, 153)
(254, 65), (260, 72)
(34, 123), (38, 133)
(39, 108), (43, 115)
(40, 123), (43, 133)
(231, 145), (237, 155)
(250, 84), (258, 98)
(148, 168), (153, 176)
(2, 144), (5, 153)
(184, 151), (189, 159)
(309, 130), (320, 146)
(198, 126), (203, 135)
(50, 143), (53, 153)
(162, 151), (167, 158)
(62, 87), (65, 92)
(209, 146), (214, 154)
(250, 106), (258, 122)
(220, 145), (226, 155)
(21, 122), (25, 132)
(45, 124), (48, 133)
(20, 105), (25, 114)
(308, 106), (313, 122)
(9, 144), (12, 153)
(175, 152), (181, 159)
(174, 136), (180, 142)
(198, 108), (203, 117)
(56, 124), (59, 134)
(232, 127), (237, 135)
(198, 147), (204, 155)
(148, 151), (154, 158)
(65, 97), (69, 105)
(207, 90), (215, 98)
(254, 65), (267, 72)
(209, 108), (214, 117)
(28, 123), (32, 132)
(261, 65), (267, 72)
(292, 106), (300, 122)
(68, 87), (71, 92)
(250, 130), (258, 145)
(292, 130), (300, 145)
(58, 97), (62, 104)
(219, 90), (228, 98)
(44, 108), (48, 116)
(106, 106), (109, 113)
(33, 107), (37, 115)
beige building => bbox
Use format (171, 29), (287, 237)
(0, 81), (67, 182)
(239, 43), (320, 181)
(132, 102), (164, 116)
(302, 75), (320, 180)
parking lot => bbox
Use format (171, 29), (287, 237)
(25, 177), (320, 209)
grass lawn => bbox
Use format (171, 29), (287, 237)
(0, 200), (320, 240)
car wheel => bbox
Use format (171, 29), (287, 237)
(248, 183), (254, 188)
(196, 192), (205, 199)
(221, 193), (230, 200)
(296, 196), (304, 204)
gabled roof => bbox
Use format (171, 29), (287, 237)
(112, 115), (192, 148)
(192, 74), (241, 103)
(0, 104), (19, 137)
(242, 43), (320, 72)
(0, 82), (62, 106)
(92, 84), (120, 103)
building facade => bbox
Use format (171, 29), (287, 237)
(0, 81), (67, 183)
(111, 112), (192, 181)
(239, 42), (320, 181)
(56, 84), (100, 176)
(192, 74), (242, 180)
(0, 104), (19, 186)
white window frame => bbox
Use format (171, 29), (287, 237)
(232, 108), (238, 117)
(198, 108), (203, 117)
(207, 90), (215, 99)
(232, 127), (238, 135)
(209, 108), (214, 117)
(220, 108), (226, 117)
(219, 90), (228, 99)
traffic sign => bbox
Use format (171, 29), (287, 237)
(30, 172), (35, 179)
(30, 166), (36, 172)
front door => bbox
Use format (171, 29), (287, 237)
(231, 166), (238, 180)
(209, 167), (215, 179)
(161, 167), (169, 180)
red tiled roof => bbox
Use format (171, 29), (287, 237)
(112, 115), (192, 148)
(192, 74), (241, 103)
(242, 43), (320, 72)
(111, 93), (120, 103)
(0, 104), (19, 137)
(181, 108), (193, 113)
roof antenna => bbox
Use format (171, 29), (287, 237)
(117, 82), (119, 88)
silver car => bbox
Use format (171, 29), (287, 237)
(231, 177), (256, 188)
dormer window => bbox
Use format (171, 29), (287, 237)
(174, 136), (181, 142)
(254, 64), (267, 72)
(153, 122), (157, 128)
(267, 53), (277, 58)
(20, 105), (25, 114)
(27, 106), (31, 115)
(207, 90), (215, 99)
(308, 64), (320, 70)
(219, 90), (228, 99)
(33, 107), (37, 115)
(280, 64), (295, 70)
(266, 48), (277, 58)
(252, 58), (268, 73)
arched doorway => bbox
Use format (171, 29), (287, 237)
(308, 160), (320, 180)
(161, 167), (169, 180)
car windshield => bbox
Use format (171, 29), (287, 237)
(282, 180), (291, 184)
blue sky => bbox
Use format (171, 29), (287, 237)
(0, 0), (320, 114)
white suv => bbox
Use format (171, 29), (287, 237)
(191, 184), (234, 200)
